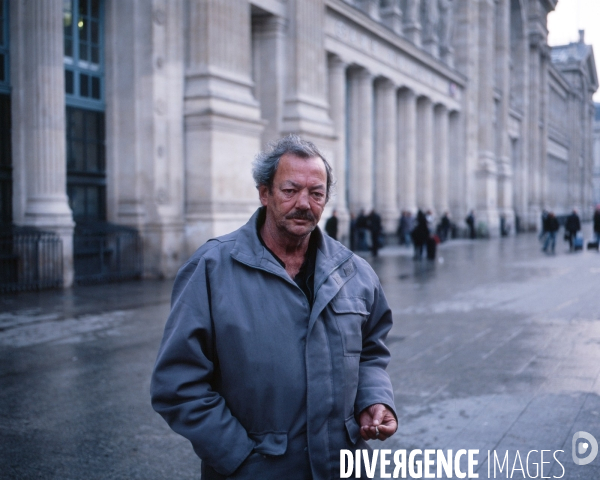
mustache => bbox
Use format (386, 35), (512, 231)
(285, 210), (316, 221)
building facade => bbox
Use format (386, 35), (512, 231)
(1, 0), (597, 288)
(594, 103), (600, 206)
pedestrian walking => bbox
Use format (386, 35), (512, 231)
(397, 211), (413, 246)
(411, 210), (429, 260)
(356, 209), (369, 251)
(564, 209), (581, 251)
(542, 212), (559, 254)
(466, 210), (476, 239)
(438, 212), (451, 242)
(150, 135), (397, 480)
(324, 209), (338, 240)
(367, 209), (383, 257)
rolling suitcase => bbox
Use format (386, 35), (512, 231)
(587, 241), (599, 251)
(573, 235), (584, 251)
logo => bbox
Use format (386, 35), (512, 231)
(572, 431), (598, 466)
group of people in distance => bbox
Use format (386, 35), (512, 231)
(326, 209), (384, 257)
(540, 206), (600, 254)
(325, 209), (459, 261)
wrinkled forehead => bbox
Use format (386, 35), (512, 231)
(275, 154), (327, 184)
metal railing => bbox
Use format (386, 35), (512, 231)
(0, 227), (63, 293)
(74, 222), (142, 284)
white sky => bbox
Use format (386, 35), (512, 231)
(547, 0), (600, 102)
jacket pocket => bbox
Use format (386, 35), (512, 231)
(249, 431), (288, 456)
(345, 415), (361, 444)
(332, 296), (368, 356)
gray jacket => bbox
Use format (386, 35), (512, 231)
(150, 208), (396, 479)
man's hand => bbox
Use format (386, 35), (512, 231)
(359, 404), (397, 441)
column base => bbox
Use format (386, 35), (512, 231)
(22, 196), (75, 288)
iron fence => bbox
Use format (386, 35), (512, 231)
(74, 222), (142, 284)
(0, 227), (63, 293)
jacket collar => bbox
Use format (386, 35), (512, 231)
(230, 207), (353, 282)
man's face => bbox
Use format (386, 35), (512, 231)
(259, 153), (328, 239)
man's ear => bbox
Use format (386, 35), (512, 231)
(259, 185), (269, 207)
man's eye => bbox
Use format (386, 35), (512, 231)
(312, 192), (324, 199)
(283, 189), (295, 195)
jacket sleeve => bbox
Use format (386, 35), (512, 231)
(354, 283), (397, 418)
(150, 256), (254, 476)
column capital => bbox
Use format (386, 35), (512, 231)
(375, 76), (396, 91)
(398, 86), (417, 100)
(434, 102), (448, 114)
(355, 67), (374, 82)
(417, 94), (433, 106)
(327, 53), (347, 70)
(252, 14), (287, 35)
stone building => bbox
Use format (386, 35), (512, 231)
(0, 0), (597, 288)
(549, 31), (598, 221)
(594, 103), (600, 206)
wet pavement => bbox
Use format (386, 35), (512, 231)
(1, 229), (600, 479)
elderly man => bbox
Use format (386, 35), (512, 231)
(150, 135), (397, 479)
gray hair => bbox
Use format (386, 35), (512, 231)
(252, 134), (334, 201)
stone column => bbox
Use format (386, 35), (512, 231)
(10, 0), (75, 286)
(448, 110), (465, 218)
(252, 15), (286, 147)
(397, 89), (417, 212)
(475, 0), (499, 235)
(327, 55), (349, 240)
(381, 0), (403, 35)
(105, 0), (145, 230)
(585, 103), (596, 212)
(183, 0), (264, 255)
(347, 68), (373, 213)
(539, 45), (549, 216)
(422, 0), (440, 58)
(495, 0), (514, 232)
(434, 104), (449, 214)
(374, 78), (399, 231)
(403, 0), (422, 47)
(106, 0), (188, 278)
(417, 96), (434, 211)
(282, 0), (334, 141)
(527, 33), (542, 228)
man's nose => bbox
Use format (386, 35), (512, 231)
(296, 189), (310, 209)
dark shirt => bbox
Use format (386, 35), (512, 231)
(565, 213), (581, 233)
(547, 216), (559, 233)
(256, 208), (317, 307)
